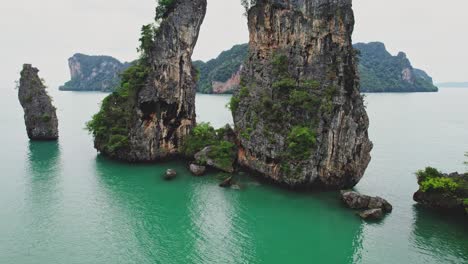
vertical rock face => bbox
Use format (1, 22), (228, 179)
(18, 64), (58, 140)
(232, 0), (372, 188)
(97, 0), (207, 161)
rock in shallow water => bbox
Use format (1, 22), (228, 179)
(164, 169), (177, 181)
(189, 164), (206, 176)
(18, 64), (58, 140)
(219, 176), (233, 188)
(341, 190), (392, 219)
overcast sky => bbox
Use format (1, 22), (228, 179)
(1, 0), (467, 87)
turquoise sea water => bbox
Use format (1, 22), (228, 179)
(0, 88), (467, 263)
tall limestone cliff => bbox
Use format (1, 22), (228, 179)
(88, 0), (207, 161)
(18, 64), (59, 140)
(232, 0), (372, 189)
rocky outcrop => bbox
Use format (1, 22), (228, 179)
(232, 0), (372, 189)
(60, 54), (131, 92)
(18, 64), (58, 140)
(91, 0), (207, 161)
(341, 191), (393, 212)
(413, 168), (468, 216)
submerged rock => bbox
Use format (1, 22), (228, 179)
(189, 163), (206, 176)
(219, 176), (234, 188)
(232, 0), (372, 189)
(413, 168), (468, 216)
(18, 64), (58, 140)
(164, 169), (177, 180)
(341, 190), (392, 218)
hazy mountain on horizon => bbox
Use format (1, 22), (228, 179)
(59, 42), (438, 94)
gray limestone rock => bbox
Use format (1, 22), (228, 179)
(232, 0), (372, 189)
(18, 64), (58, 140)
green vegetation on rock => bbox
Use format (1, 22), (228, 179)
(86, 19), (154, 157)
(192, 42), (437, 94)
(155, 0), (176, 21)
(193, 44), (248, 94)
(86, 63), (149, 155)
(286, 126), (317, 160)
(355, 42), (438, 92)
(414, 166), (468, 215)
(60, 54), (131, 92)
(181, 122), (237, 170)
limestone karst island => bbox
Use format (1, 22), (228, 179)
(2, 0), (467, 263)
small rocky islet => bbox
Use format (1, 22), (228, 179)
(413, 167), (468, 216)
(18, 64), (58, 140)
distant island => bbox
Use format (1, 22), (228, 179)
(60, 42), (438, 93)
(59, 54), (132, 92)
(436, 82), (468, 88)
(193, 44), (247, 94)
(355, 42), (438, 92)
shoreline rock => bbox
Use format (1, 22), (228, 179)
(18, 64), (58, 140)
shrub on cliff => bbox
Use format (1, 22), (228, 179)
(416, 167), (460, 193)
(155, 0), (176, 20)
(86, 63), (149, 155)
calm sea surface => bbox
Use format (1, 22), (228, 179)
(0, 87), (467, 264)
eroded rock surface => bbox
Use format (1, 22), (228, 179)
(232, 0), (372, 189)
(341, 191), (393, 213)
(92, 0), (207, 161)
(18, 64), (58, 140)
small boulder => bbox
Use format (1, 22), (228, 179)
(341, 190), (392, 219)
(219, 176), (233, 188)
(164, 169), (177, 180)
(359, 209), (384, 220)
(189, 164), (206, 176)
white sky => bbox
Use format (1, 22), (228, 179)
(0, 0), (467, 87)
